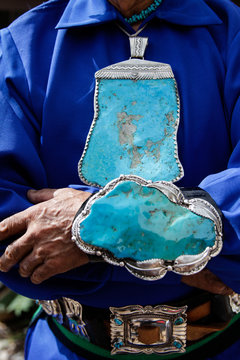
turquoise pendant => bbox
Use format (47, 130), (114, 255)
(72, 175), (223, 280)
(79, 181), (216, 262)
(79, 37), (183, 187)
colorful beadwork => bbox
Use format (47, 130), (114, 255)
(125, 0), (163, 25)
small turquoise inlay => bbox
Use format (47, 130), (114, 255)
(173, 340), (183, 349)
(174, 317), (184, 325)
(114, 341), (123, 349)
(114, 318), (123, 326)
(79, 181), (215, 261)
(81, 78), (181, 187)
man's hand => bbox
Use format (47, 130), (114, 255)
(0, 188), (91, 284)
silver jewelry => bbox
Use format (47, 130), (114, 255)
(72, 175), (223, 281)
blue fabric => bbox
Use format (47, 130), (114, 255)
(25, 318), (84, 360)
(0, 0), (240, 310)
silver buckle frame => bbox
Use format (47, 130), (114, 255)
(110, 305), (187, 355)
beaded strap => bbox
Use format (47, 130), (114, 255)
(125, 0), (163, 25)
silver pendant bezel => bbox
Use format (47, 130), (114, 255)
(78, 58), (184, 187)
(72, 175), (223, 281)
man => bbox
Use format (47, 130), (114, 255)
(0, 0), (240, 358)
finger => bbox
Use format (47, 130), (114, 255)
(0, 235), (32, 272)
(181, 269), (233, 295)
(19, 252), (44, 278)
(31, 261), (59, 284)
(0, 211), (28, 241)
(27, 188), (57, 203)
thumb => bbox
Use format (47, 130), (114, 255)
(27, 188), (57, 203)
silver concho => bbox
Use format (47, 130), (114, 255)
(110, 304), (187, 355)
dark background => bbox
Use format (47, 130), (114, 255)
(0, 0), (239, 29)
(0, 0), (46, 28)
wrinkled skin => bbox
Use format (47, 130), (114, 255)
(0, 188), (90, 284)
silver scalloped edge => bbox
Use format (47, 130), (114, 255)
(78, 59), (184, 187)
(72, 175), (223, 281)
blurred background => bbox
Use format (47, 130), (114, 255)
(0, 0), (239, 359)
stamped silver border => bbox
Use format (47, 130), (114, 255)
(72, 175), (223, 281)
(78, 58), (184, 188)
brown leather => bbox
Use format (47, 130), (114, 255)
(187, 301), (211, 322)
(138, 326), (160, 345)
(187, 322), (230, 342)
(185, 300), (230, 341)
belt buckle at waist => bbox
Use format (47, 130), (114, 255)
(110, 304), (187, 355)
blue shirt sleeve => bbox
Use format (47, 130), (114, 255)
(200, 30), (240, 292)
(0, 28), (111, 300)
(0, 28), (47, 220)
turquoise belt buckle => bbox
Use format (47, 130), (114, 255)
(72, 175), (223, 280)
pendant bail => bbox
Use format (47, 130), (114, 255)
(129, 37), (148, 59)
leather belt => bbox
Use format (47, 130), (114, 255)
(39, 291), (239, 356)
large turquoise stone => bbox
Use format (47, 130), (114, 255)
(79, 181), (215, 261)
(81, 78), (181, 187)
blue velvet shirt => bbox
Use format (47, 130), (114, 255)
(0, 0), (240, 308)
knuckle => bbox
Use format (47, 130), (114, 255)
(5, 245), (18, 262)
(31, 269), (45, 283)
(19, 259), (34, 273)
(0, 220), (8, 233)
(28, 226), (40, 240)
(47, 258), (58, 269)
(35, 247), (46, 258)
(19, 261), (32, 274)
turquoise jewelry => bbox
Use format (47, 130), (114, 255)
(73, 27), (223, 281)
(78, 37), (183, 186)
(72, 175), (223, 281)
(125, 0), (163, 25)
